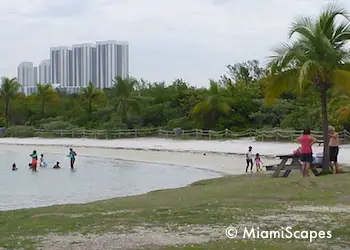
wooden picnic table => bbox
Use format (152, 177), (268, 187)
(272, 154), (321, 178)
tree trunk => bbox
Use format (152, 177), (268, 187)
(5, 99), (9, 128)
(41, 99), (45, 117)
(320, 85), (330, 173)
(88, 99), (92, 120)
(211, 110), (216, 128)
(122, 99), (127, 124)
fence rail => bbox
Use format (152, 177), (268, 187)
(30, 128), (350, 143)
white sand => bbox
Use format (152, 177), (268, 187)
(0, 137), (347, 174)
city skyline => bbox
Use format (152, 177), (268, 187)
(17, 40), (129, 95)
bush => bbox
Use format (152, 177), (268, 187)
(165, 117), (196, 130)
(5, 126), (35, 138)
(42, 120), (75, 132)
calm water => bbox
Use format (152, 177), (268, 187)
(0, 150), (221, 211)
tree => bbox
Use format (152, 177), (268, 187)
(80, 81), (101, 119)
(226, 60), (265, 86)
(111, 76), (143, 124)
(36, 83), (54, 117)
(192, 80), (231, 128)
(0, 77), (21, 127)
(265, 4), (350, 172)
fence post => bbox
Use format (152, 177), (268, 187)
(225, 128), (229, 138)
(134, 129), (137, 138)
(83, 130), (85, 138)
(72, 130), (74, 138)
(60, 130), (63, 137)
(196, 129), (199, 139)
(209, 131), (211, 140)
(118, 129), (121, 138)
(106, 130), (108, 139)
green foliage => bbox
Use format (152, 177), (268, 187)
(42, 121), (75, 132)
(5, 125), (35, 137)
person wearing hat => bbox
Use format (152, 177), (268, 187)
(246, 146), (253, 173)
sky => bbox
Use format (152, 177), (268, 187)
(0, 0), (349, 87)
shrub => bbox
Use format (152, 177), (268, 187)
(5, 126), (35, 138)
(42, 120), (75, 132)
(166, 117), (196, 130)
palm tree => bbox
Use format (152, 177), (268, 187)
(80, 81), (100, 119)
(192, 80), (231, 128)
(36, 83), (54, 117)
(265, 4), (350, 172)
(0, 77), (20, 127)
(111, 76), (143, 123)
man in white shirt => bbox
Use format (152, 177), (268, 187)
(246, 146), (253, 173)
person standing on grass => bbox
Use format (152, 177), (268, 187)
(329, 126), (341, 174)
(296, 128), (317, 177)
(246, 146), (253, 173)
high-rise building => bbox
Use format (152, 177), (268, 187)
(96, 40), (129, 89)
(38, 59), (51, 84)
(17, 62), (39, 95)
(50, 46), (72, 87)
(33, 66), (38, 85)
(17, 62), (34, 87)
(17, 40), (129, 94)
(72, 43), (97, 87)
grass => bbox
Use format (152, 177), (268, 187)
(1, 172), (350, 249)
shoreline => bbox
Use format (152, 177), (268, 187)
(0, 144), (278, 175)
(1, 137), (348, 174)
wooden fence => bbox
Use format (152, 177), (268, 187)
(32, 128), (350, 142)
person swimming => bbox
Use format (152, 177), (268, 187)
(53, 162), (61, 169)
(30, 150), (38, 171)
(12, 163), (18, 171)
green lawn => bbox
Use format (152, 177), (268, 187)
(1, 172), (350, 249)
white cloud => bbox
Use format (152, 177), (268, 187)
(0, 0), (349, 86)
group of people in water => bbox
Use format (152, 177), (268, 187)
(245, 126), (342, 177)
(12, 148), (77, 171)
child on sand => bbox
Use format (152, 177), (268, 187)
(255, 153), (263, 172)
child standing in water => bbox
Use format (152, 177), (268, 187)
(40, 154), (46, 167)
(69, 148), (77, 169)
(255, 153), (263, 172)
(246, 146), (253, 173)
(30, 150), (38, 171)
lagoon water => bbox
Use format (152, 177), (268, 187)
(0, 149), (221, 211)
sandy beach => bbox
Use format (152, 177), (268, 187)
(0, 137), (346, 174)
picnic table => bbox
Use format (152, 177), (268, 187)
(272, 154), (321, 178)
